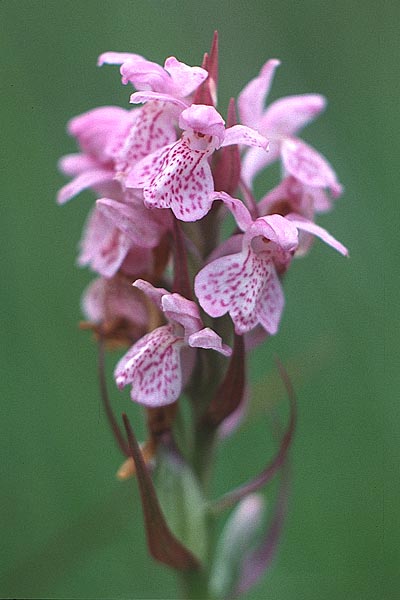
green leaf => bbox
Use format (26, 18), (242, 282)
(209, 494), (266, 599)
(154, 445), (208, 564)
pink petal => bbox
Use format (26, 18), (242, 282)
(142, 140), (215, 222)
(130, 90), (188, 110)
(120, 56), (169, 89)
(57, 169), (112, 204)
(58, 153), (97, 176)
(78, 207), (132, 277)
(188, 327), (231, 356)
(81, 277), (148, 328)
(125, 143), (175, 188)
(114, 102), (177, 182)
(114, 325), (184, 407)
(259, 94), (326, 137)
(164, 57), (208, 97)
(161, 293), (203, 336)
(238, 59), (281, 129)
(133, 279), (170, 311)
(246, 215), (298, 254)
(285, 213), (349, 256)
(195, 250), (270, 334)
(97, 51), (143, 67)
(256, 267), (285, 335)
(210, 191), (253, 231)
(221, 125), (269, 150)
(281, 138), (343, 196)
(68, 106), (129, 162)
(96, 196), (167, 248)
(179, 104), (225, 144)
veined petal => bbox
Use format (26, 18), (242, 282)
(142, 140), (215, 222)
(259, 94), (326, 136)
(114, 325), (184, 407)
(57, 168), (112, 204)
(125, 142), (175, 189)
(286, 213), (349, 256)
(238, 59), (281, 129)
(164, 57), (208, 97)
(221, 125), (269, 150)
(256, 267), (285, 334)
(281, 138), (343, 196)
(195, 249), (270, 334)
(114, 103), (177, 181)
(188, 327), (231, 356)
(120, 57), (169, 89)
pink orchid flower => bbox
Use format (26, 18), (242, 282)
(97, 54), (208, 184)
(114, 280), (231, 407)
(57, 106), (133, 205)
(78, 205), (154, 278)
(125, 104), (268, 221)
(238, 60), (342, 196)
(195, 192), (348, 335)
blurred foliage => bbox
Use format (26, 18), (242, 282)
(1, 1), (395, 598)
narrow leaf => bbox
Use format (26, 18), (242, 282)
(122, 413), (200, 571)
(210, 359), (296, 511)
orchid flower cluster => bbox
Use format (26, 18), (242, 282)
(58, 34), (347, 599)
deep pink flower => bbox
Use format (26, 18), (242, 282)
(125, 104), (268, 221)
(114, 280), (231, 407)
(195, 192), (347, 335)
(238, 60), (342, 196)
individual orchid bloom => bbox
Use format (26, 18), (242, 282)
(125, 104), (268, 221)
(97, 54), (208, 184)
(258, 175), (333, 256)
(195, 192), (347, 335)
(57, 106), (133, 205)
(114, 280), (231, 407)
(98, 53), (208, 100)
(78, 206), (153, 278)
(96, 189), (171, 250)
(82, 276), (149, 343)
(238, 59), (342, 197)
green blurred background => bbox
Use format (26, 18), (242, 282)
(1, 1), (396, 598)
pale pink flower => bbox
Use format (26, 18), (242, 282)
(238, 60), (342, 196)
(195, 192), (347, 335)
(82, 276), (148, 333)
(78, 206), (153, 278)
(97, 54), (208, 184)
(115, 280), (231, 407)
(125, 104), (268, 221)
(57, 106), (132, 204)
